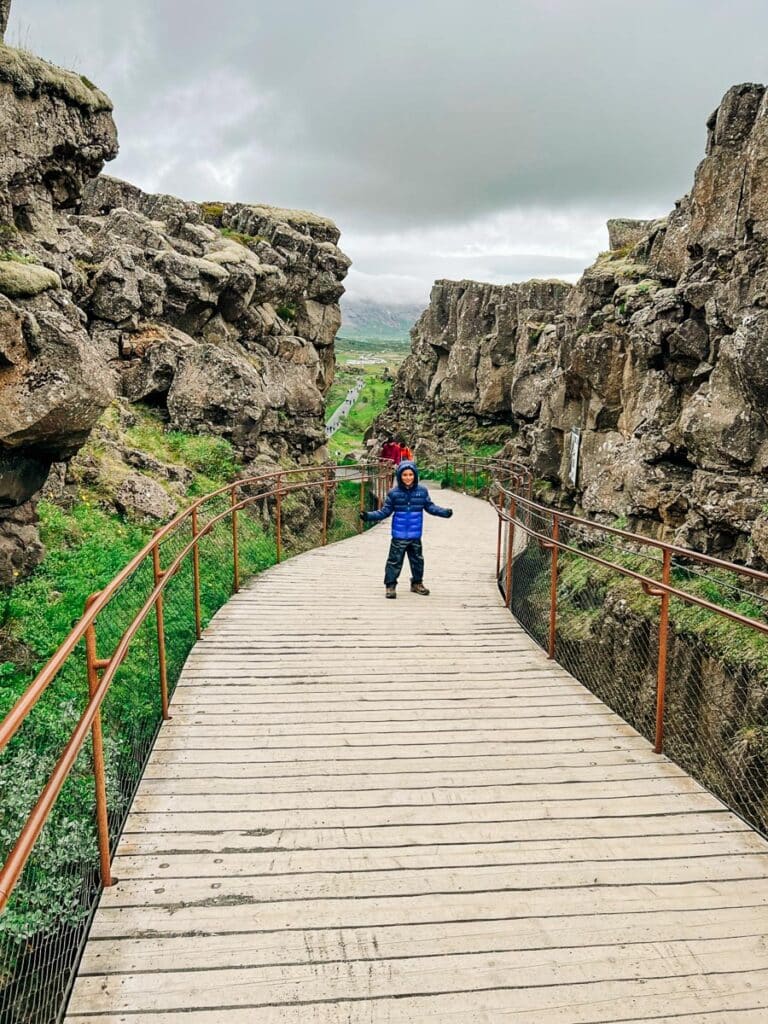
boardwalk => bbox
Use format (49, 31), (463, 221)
(66, 487), (768, 1022)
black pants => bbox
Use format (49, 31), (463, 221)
(384, 538), (424, 586)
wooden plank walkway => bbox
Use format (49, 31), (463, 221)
(66, 486), (768, 1023)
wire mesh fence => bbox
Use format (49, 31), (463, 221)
(496, 488), (768, 838)
(0, 462), (382, 1024)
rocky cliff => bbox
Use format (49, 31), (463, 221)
(382, 83), (768, 565)
(0, 17), (348, 586)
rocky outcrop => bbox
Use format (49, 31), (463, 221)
(379, 277), (572, 462)
(382, 83), (768, 565)
(0, 16), (349, 585)
(74, 178), (349, 459)
(0, 37), (118, 583)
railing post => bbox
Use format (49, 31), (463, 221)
(548, 515), (560, 660)
(358, 467), (367, 533)
(191, 505), (202, 640)
(654, 548), (672, 754)
(231, 486), (240, 594)
(276, 474), (283, 563)
(505, 498), (516, 609)
(462, 457), (467, 494)
(151, 540), (170, 721)
(84, 594), (113, 889)
(496, 498), (503, 580)
(322, 467), (330, 546)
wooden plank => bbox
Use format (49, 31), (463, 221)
(66, 936), (768, 1014)
(65, 486), (768, 1022)
(114, 812), (750, 857)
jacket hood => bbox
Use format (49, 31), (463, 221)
(396, 460), (419, 487)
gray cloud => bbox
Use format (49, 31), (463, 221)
(8, 0), (768, 302)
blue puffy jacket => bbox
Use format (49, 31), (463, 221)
(365, 461), (451, 539)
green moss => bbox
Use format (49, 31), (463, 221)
(220, 226), (265, 247)
(528, 324), (545, 346)
(557, 542), (768, 673)
(276, 302), (298, 323)
(0, 258), (60, 297)
(200, 202), (225, 225)
(0, 43), (113, 112)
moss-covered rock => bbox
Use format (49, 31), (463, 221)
(0, 259), (60, 297)
(0, 42), (112, 112)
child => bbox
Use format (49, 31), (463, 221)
(361, 460), (453, 598)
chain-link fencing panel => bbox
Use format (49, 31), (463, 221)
(662, 564), (768, 835)
(550, 518), (662, 744)
(507, 507), (553, 651)
(498, 500), (768, 837)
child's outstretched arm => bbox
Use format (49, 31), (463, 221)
(362, 492), (395, 522)
(424, 490), (453, 518)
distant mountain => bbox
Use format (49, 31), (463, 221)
(340, 299), (424, 341)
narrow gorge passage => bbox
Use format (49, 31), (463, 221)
(65, 487), (768, 1023)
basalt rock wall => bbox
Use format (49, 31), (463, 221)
(382, 83), (768, 565)
(0, 18), (348, 586)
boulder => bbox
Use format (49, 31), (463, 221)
(114, 473), (176, 521)
(0, 259), (60, 297)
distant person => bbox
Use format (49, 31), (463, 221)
(380, 436), (402, 466)
(399, 439), (413, 462)
(360, 460), (453, 599)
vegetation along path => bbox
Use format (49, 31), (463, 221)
(65, 486), (768, 1022)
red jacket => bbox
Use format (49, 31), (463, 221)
(381, 441), (401, 465)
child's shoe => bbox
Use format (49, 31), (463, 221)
(386, 586), (397, 599)
(411, 583), (430, 596)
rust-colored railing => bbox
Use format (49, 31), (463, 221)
(5, 447), (768, 1023)
(0, 460), (387, 914)
(491, 476), (768, 839)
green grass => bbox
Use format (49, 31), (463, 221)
(328, 370), (393, 460)
(326, 368), (363, 416)
(0, 249), (36, 264)
(555, 540), (768, 673)
(275, 303), (298, 323)
(123, 405), (240, 495)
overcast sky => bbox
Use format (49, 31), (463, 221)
(8, 0), (768, 305)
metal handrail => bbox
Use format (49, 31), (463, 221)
(0, 458), (386, 911)
(491, 480), (768, 756)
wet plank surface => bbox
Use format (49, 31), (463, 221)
(66, 486), (768, 1022)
